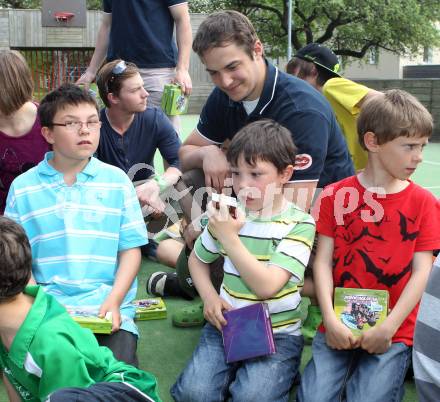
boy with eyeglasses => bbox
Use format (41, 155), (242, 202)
(5, 83), (148, 366)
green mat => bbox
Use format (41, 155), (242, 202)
(0, 258), (418, 401)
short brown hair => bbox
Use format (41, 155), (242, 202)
(357, 89), (433, 150)
(96, 59), (139, 108)
(0, 50), (33, 116)
(193, 10), (258, 59)
(0, 216), (32, 302)
(227, 119), (297, 173)
(286, 57), (335, 87)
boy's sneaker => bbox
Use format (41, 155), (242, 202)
(301, 304), (323, 344)
(141, 239), (158, 261)
(146, 271), (193, 300)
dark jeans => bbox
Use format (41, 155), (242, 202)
(95, 329), (138, 367)
(49, 381), (155, 402)
(175, 169), (224, 294)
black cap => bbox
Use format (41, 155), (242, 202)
(294, 43), (341, 77)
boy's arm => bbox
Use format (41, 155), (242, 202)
(4, 186), (37, 285)
(314, 234), (359, 350)
(188, 251), (232, 331)
(207, 202), (292, 299)
(360, 250), (433, 354)
(98, 247), (141, 331)
(170, 2), (192, 95)
(2, 374), (21, 402)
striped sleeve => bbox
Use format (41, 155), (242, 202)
(194, 226), (221, 264)
(4, 182), (21, 224)
(118, 180), (148, 250)
(413, 257), (440, 401)
(268, 213), (315, 282)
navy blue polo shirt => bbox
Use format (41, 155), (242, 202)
(197, 62), (354, 188)
(97, 107), (181, 182)
(103, 0), (186, 68)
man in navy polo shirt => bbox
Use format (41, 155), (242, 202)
(179, 10), (354, 213)
(78, 0), (192, 133)
(96, 59), (181, 220)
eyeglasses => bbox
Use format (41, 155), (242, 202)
(107, 60), (127, 92)
(51, 120), (102, 132)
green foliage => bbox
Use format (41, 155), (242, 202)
(0, 0), (39, 7)
(190, 0), (440, 60)
(0, 0), (102, 9)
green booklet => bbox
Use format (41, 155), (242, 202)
(133, 298), (167, 321)
(67, 309), (112, 334)
(334, 288), (389, 336)
(161, 84), (189, 115)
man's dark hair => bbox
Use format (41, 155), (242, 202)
(192, 10), (258, 59)
(0, 216), (32, 302)
(38, 83), (99, 128)
(227, 119), (297, 173)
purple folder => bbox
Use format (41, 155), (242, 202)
(221, 303), (276, 363)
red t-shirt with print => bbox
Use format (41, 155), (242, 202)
(314, 175), (440, 345)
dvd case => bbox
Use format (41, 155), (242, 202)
(334, 287), (389, 336)
(222, 303), (276, 363)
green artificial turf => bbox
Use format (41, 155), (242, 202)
(0, 258), (419, 401)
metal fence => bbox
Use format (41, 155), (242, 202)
(14, 48), (94, 99)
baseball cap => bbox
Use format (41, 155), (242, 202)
(294, 43), (341, 77)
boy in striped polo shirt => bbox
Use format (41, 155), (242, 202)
(171, 120), (316, 401)
(5, 84), (147, 366)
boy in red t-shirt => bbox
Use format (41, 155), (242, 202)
(297, 89), (440, 402)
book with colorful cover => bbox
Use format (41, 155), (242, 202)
(334, 287), (389, 336)
(133, 298), (167, 321)
(221, 303), (276, 363)
(67, 309), (112, 334)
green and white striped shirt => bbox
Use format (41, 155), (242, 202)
(194, 203), (316, 335)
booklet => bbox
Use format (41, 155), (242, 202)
(334, 287), (389, 336)
(222, 303), (276, 363)
(133, 298), (167, 321)
(67, 309), (113, 334)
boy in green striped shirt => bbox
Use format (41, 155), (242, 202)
(171, 120), (316, 401)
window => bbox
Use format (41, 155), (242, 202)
(423, 47), (433, 64)
(367, 47), (379, 65)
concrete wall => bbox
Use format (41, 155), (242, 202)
(344, 50), (403, 80)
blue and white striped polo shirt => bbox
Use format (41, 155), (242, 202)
(5, 152), (147, 335)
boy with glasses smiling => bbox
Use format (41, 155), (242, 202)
(5, 83), (148, 366)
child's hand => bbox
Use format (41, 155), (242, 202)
(206, 199), (245, 240)
(136, 180), (165, 218)
(359, 324), (393, 354)
(203, 293), (233, 331)
(325, 317), (360, 350)
(99, 298), (122, 332)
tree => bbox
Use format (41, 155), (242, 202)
(190, 0), (440, 60)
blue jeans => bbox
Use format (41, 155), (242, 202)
(171, 323), (303, 402)
(49, 382), (156, 402)
(297, 332), (411, 402)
